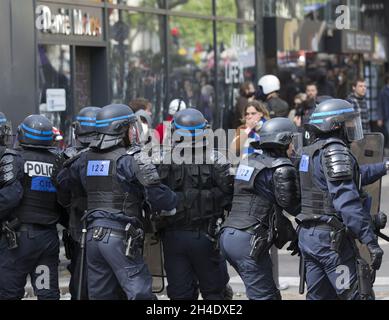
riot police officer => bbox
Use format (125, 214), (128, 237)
(298, 99), (387, 300)
(0, 112), (23, 221)
(220, 118), (301, 300)
(0, 115), (62, 300)
(54, 106), (100, 300)
(156, 108), (233, 300)
(64, 104), (177, 300)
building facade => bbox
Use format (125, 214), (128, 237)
(0, 0), (388, 138)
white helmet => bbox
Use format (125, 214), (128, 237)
(257, 75), (280, 95)
(168, 98), (187, 116)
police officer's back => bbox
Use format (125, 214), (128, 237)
(297, 99), (387, 300)
(68, 104), (177, 300)
(0, 115), (62, 300)
(157, 108), (234, 300)
(220, 118), (301, 300)
(54, 106), (100, 300)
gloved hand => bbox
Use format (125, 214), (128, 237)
(373, 212), (387, 231)
(367, 241), (384, 270)
(51, 154), (65, 186)
(287, 239), (300, 256)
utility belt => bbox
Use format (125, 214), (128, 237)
(297, 214), (346, 254)
(90, 223), (144, 259)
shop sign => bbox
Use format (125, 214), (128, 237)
(225, 61), (244, 85)
(35, 4), (103, 39)
(46, 89), (66, 112)
(343, 31), (374, 54)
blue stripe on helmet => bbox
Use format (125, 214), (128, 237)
(22, 123), (53, 135)
(309, 119), (324, 124)
(76, 116), (96, 121)
(311, 108), (355, 118)
(80, 122), (96, 127)
(174, 121), (206, 131)
(95, 123), (110, 128)
(24, 132), (53, 141)
(95, 115), (132, 124)
(176, 129), (205, 137)
(0, 119), (7, 123)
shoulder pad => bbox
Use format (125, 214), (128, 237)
(127, 145), (142, 156)
(63, 148), (89, 168)
(3, 148), (18, 156)
(273, 165), (300, 208)
(0, 151), (19, 187)
(272, 158), (293, 168)
(322, 143), (353, 181)
(63, 147), (80, 160)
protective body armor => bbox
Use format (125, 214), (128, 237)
(64, 146), (88, 241)
(158, 150), (232, 229)
(224, 152), (292, 230)
(13, 148), (61, 225)
(299, 138), (360, 218)
(86, 147), (142, 217)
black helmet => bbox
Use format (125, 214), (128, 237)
(171, 108), (208, 147)
(91, 104), (139, 150)
(72, 106), (100, 145)
(0, 112), (12, 146)
(254, 117), (298, 149)
(17, 115), (54, 148)
(306, 98), (363, 142)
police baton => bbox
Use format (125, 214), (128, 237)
(77, 212), (88, 300)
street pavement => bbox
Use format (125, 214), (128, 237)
(24, 176), (389, 300)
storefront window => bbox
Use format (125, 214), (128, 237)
(167, 16), (214, 123)
(216, 0), (254, 21)
(110, 0), (164, 8)
(109, 9), (165, 123)
(167, 0), (212, 15)
(216, 22), (255, 129)
(37, 44), (72, 134)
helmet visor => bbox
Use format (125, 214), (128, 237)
(345, 115), (364, 142)
(128, 120), (142, 146)
(0, 121), (13, 146)
(290, 132), (303, 157)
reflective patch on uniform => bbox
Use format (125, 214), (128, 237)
(31, 177), (56, 192)
(24, 161), (53, 177)
(235, 165), (254, 181)
(299, 155), (309, 172)
(87, 160), (110, 176)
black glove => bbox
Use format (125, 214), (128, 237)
(287, 239), (300, 256)
(367, 241), (384, 270)
(51, 153), (65, 186)
(373, 212), (387, 231)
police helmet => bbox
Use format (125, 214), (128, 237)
(168, 98), (187, 116)
(17, 115), (54, 148)
(306, 99), (363, 142)
(172, 108), (208, 147)
(91, 104), (139, 150)
(72, 106), (100, 145)
(0, 112), (12, 146)
(254, 117), (298, 150)
(255, 75), (281, 101)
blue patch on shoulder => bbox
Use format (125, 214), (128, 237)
(299, 155), (310, 172)
(31, 177), (57, 193)
(235, 165), (254, 182)
(87, 160), (110, 176)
